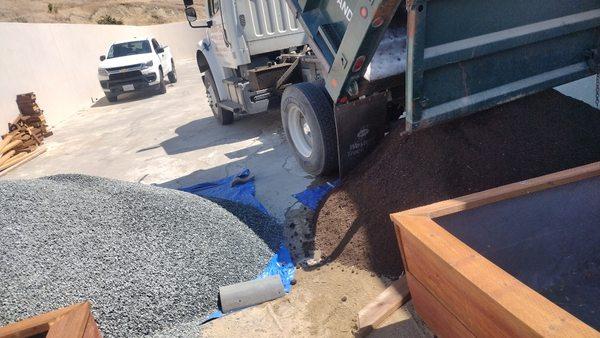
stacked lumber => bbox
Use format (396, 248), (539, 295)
(0, 93), (50, 174)
(14, 92), (53, 138)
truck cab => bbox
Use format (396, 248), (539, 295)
(184, 0), (314, 123)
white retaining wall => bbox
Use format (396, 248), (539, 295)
(1, 21), (595, 135)
(0, 22), (202, 133)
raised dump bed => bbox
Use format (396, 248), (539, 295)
(391, 162), (600, 337)
(285, 0), (600, 175)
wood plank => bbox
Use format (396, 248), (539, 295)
(357, 276), (410, 335)
(0, 134), (14, 152)
(390, 163), (600, 337)
(393, 161), (600, 219)
(0, 302), (98, 338)
(395, 215), (599, 337)
(0, 152), (27, 171)
(0, 146), (46, 176)
(0, 150), (16, 167)
(406, 272), (474, 338)
(0, 139), (23, 155)
(16, 92), (36, 102)
(0, 303), (79, 338)
(83, 314), (102, 338)
(47, 302), (90, 338)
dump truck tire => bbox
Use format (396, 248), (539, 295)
(203, 70), (233, 125)
(281, 82), (337, 176)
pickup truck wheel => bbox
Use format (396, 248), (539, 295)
(203, 69), (233, 125)
(106, 93), (118, 102)
(167, 60), (178, 84)
(281, 82), (338, 176)
(157, 69), (167, 94)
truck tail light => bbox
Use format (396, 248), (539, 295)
(352, 55), (366, 73)
(372, 16), (384, 28)
(360, 7), (368, 18)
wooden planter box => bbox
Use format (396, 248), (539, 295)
(390, 162), (600, 337)
(0, 302), (101, 338)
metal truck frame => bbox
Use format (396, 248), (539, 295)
(182, 0), (314, 120)
(184, 0), (600, 177)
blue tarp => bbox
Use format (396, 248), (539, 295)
(180, 169), (269, 215)
(293, 179), (341, 211)
(257, 245), (295, 293)
(180, 170), (296, 323)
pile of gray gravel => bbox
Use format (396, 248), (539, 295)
(0, 174), (281, 337)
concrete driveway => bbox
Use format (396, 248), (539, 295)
(1, 59), (313, 220)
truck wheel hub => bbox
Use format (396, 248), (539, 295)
(288, 103), (313, 158)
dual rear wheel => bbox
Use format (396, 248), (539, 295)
(281, 83), (338, 176)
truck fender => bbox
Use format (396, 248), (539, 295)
(196, 39), (230, 101)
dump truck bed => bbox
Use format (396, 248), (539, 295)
(286, 0), (600, 174)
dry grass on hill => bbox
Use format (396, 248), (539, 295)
(0, 0), (194, 25)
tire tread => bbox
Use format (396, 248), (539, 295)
(204, 70), (233, 125)
(282, 82), (337, 175)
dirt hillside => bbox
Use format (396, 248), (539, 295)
(0, 0), (192, 25)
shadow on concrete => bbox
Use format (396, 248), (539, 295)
(155, 109), (282, 156)
(92, 90), (159, 108)
(155, 142), (281, 190)
(92, 82), (175, 108)
(153, 108), (299, 189)
(224, 144), (264, 160)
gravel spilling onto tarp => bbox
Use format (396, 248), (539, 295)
(0, 174), (281, 337)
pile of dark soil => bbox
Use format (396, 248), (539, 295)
(314, 90), (600, 278)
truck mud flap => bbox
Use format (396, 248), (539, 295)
(334, 92), (387, 177)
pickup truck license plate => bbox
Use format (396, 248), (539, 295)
(123, 84), (135, 92)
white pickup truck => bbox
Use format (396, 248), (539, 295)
(97, 37), (177, 102)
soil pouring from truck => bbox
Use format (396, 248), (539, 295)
(183, 0), (600, 176)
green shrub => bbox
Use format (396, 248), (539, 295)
(97, 15), (123, 25)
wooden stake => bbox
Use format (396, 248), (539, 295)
(357, 275), (410, 336)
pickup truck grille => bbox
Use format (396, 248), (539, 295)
(102, 71), (157, 92)
(109, 71), (143, 81)
(106, 64), (142, 73)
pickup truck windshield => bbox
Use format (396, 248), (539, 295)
(107, 40), (151, 59)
